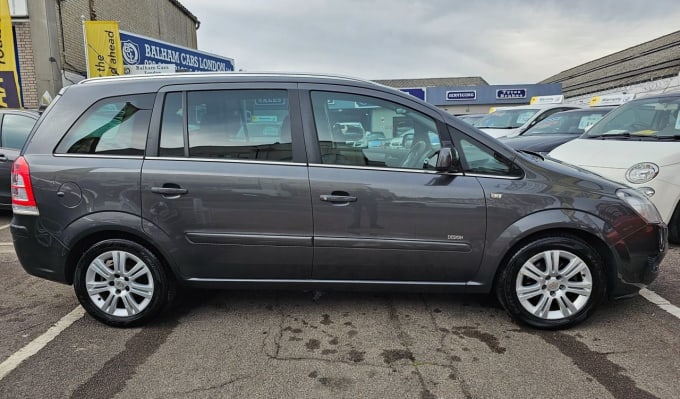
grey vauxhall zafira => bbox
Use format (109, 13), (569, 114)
(10, 73), (667, 329)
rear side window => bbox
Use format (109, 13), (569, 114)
(55, 94), (154, 155)
(1, 114), (36, 150)
(159, 89), (293, 162)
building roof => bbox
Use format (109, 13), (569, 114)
(541, 30), (680, 98)
(373, 76), (489, 88)
(170, 0), (200, 26)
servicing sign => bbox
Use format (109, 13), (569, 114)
(446, 90), (477, 101)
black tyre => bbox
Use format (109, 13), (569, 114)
(668, 204), (680, 244)
(496, 235), (606, 329)
(74, 239), (172, 327)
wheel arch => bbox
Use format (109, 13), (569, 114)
(490, 227), (616, 298)
(471, 209), (618, 296)
(60, 212), (178, 285)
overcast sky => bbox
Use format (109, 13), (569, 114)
(180, 0), (680, 84)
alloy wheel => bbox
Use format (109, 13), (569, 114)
(515, 249), (593, 320)
(85, 250), (155, 317)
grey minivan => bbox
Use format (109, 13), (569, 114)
(10, 73), (667, 329)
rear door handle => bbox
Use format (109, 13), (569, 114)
(151, 186), (188, 197)
(320, 194), (357, 203)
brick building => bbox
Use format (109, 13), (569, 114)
(10, 0), (200, 108)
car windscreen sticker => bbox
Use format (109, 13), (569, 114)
(675, 112), (680, 130)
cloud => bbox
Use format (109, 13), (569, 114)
(181, 0), (680, 83)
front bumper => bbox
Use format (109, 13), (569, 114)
(610, 223), (667, 298)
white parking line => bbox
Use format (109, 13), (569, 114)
(0, 306), (85, 381)
(0, 224), (10, 230)
(640, 288), (680, 320)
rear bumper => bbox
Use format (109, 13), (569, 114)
(610, 223), (667, 299)
(11, 218), (71, 285)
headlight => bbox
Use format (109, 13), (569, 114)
(616, 188), (662, 224)
(625, 162), (659, 184)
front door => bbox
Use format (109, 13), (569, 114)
(303, 88), (487, 282)
(141, 85), (313, 280)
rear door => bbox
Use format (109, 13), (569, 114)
(141, 83), (313, 280)
(300, 85), (487, 282)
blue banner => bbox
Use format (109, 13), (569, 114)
(119, 31), (234, 72)
(399, 88), (426, 101)
(496, 88), (527, 99)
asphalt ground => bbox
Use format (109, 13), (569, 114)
(0, 211), (678, 399)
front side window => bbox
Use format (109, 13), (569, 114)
(1, 114), (36, 150)
(310, 91), (441, 170)
(55, 94), (154, 155)
(159, 90), (293, 161)
(452, 128), (522, 177)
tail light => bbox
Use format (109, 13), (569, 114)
(11, 156), (39, 215)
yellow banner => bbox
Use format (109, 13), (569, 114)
(83, 20), (124, 78)
(0, 0), (22, 108)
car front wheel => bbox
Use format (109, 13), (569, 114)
(74, 239), (172, 327)
(496, 235), (606, 329)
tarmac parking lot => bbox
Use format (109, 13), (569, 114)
(0, 211), (679, 399)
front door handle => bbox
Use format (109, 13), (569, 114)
(320, 194), (357, 203)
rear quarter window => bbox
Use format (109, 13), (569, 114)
(55, 94), (155, 156)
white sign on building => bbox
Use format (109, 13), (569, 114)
(9, 0), (28, 17)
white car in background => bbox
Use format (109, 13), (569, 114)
(476, 104), (580, 139)
(550, 93), (680, 242)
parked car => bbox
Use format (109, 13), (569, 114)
(0, 109), (39, 210)
(476, 104), (580, 139)
(11, 73), (666, 329)
(500, 108), (614, 154)
(550, 92), (680, 243)
(456, 113), (486, 126)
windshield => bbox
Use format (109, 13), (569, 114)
(524, 110), (610, 135)
(457, 114), (485, 126)
(585, 97), (680, 139)
(475, 109), (540, 129)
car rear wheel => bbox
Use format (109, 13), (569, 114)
(74, 239), (172, 327)
(496, 235), (606, 329)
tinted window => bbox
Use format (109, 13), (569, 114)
(1, 114), (36, 150)
(161, 90), (293, 161)
(310, 91), (441, 170)
(55, 94), (154, 155)
(159, 92), (185, 157)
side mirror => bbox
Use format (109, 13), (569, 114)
(435, 147), (460, 172)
